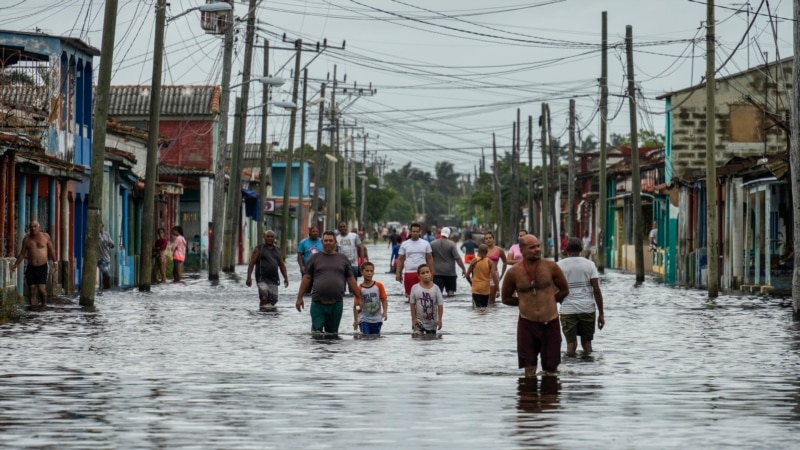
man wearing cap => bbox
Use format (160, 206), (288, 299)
(430, 227), (467, 297)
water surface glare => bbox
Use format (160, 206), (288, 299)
(2, 242), (799, 448)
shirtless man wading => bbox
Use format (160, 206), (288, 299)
(501, 235), (569, 377)
(10, 221), (58, 307)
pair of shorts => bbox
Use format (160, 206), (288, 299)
(25, 263), (49, 286)
(402, 272), (420, 296)
(517, 316), (562, 372)
(257, 282), (279, 306)
(560, 312), (596, 343)
(433, 275), (457, 294)
(359, 321), (383, 335)
(98, 259), (111, 277)
(414, 322), (437, 334)
(472, 293), (489, 308)
(310, 301), (343, 333)
(464, 254), (475, 264)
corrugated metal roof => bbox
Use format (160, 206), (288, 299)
(107, 85), (220, 117)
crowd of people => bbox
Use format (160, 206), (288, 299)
(245, 221), (605, 378)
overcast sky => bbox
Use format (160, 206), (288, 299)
(2, 0), (794, 175)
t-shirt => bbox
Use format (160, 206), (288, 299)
(399, 238), (432, 273)
(460, 239), (478, 255)
(507, 243), (523, 262)
(430, 238), (461, 276)
(557, 256), (600, 314)
(171, 235), (187, 262)
(582, 236), (592, 251)
(256, 244), (282, 285)
(305, 252), (353, 303)
(649, 228), (658, 246)
(409, 283), (443, 331)
(297, 237), (323, 266)
(98, 231), (113, 263)
(357, 281), (387, 324)
(336, 232), (361, 266)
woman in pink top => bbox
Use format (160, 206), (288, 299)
(483, 231), (507, 302)
(171, 225), (187, 282)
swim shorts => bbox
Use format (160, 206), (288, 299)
(560, 312), (596, 343)
(257, 282), (279, 306)
(517, 316), (562, 372)
(25, 263), (49, 286)
(433, 275), (457, 294)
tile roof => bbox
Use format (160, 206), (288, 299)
(107, 85), (220, 118)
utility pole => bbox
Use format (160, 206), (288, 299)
(295, 68), (309, 240)
(706, 0), (719, 297)
(567, 98), (576, 238)
(528, 115), (535, 235)
(548, 105), (559, 262)
(626, 25), (645, 285)
(138, 0), (167, 292)
(310, 83), (326, 228)
(598, 11), (608, 273)
(540, 104), (550, 258)
(492, 133), (504, 245)
(79, 0), (118, 306)
(329, 65), (339, 227)
(224, 0), (259, 271)
(510, 109), (521, 239)
(280, 39), (302, 258)
(257, 39), (270, 242)
(791, 0), (800, 318)
(222, 97), (242, 272)
(209, 0), (234, 281)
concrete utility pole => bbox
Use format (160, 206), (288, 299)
(138, 0), (167, 293)
(706, 0), (720, 297)
(528, 115), (535, 235)
(626, 25), (645, 285)
(79, 0), (118, 307)
(295, 68), (309, 240)
(791, 0), (800, 318)
(208, 0), (234, 281)
(492, 133), (504, 245)
(280, 39), (302, 258)
(222, 97), (242, 272)
(310, 83), (326, 227)
(568, 98), (576, 238)
(224, 0), (259, 271)
(327, 65), (338, 228)
(540, 104), (550, 257)
(598, 11), (608, 273)
(548, 105), (559, 262)
(510, 109), (521, 238)
(257, 39), (270, 242)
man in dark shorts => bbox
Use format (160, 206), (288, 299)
(246, 230), (289, 310)
(296, 231), (362, 334)
(10, 220), (58, 307)
(501, 235), (569, 377)
(430, 227), (466, 297)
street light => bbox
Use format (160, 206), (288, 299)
(167, 2), (232, 22)
(231, 76), (286, 89)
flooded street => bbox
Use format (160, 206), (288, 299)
(2, 241), (800, 449)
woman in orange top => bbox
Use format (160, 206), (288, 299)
(466, 244), (500, 308)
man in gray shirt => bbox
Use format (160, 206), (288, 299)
(430, 227), (467, 297)
(296, 231), (362, 334)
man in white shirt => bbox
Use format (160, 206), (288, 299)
(395, 222), (434, 299)
(557, 237), (605, 356)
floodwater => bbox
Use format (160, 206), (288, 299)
(2, 241), (800, 449)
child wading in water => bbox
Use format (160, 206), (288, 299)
(409, 264), (444, 335)
(465, 244), (499, 308)
(353, 262), (388, 335)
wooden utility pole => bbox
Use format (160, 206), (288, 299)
(257, 39), (270, 242)
(540, 104), (550, 257)
(138, 0), (167, 292)
(510, 113), (520, 240)
(706, 0), (719, 297)
(326, 66), (338, 229)
(791, 0), (800, 318)
(280, 40), (302, 258)
(492, 133), (504, 244)
(548, 105), (559, 261)
(568, 98), (576, 237)
(79, 0), (118, 306)
(598, 11), (608, 273)
(295, 68), (309, 239)
(208, 0), (234, 281)
(626, 25), (645, 285)
(222, 97), (242, 272)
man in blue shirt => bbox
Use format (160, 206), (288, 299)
(297, 226), (323, 275)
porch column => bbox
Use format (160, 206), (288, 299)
(60, 179), (70, 289)
(31, 175), (39, 222)
(200, 176), (210, 269)
(49, 178), (57, 247)
(16, 173), (27, 295)
(730, 179), (743, 286)
(0, 154), (6, 256)
(764, 187), (771, 286)
(754, 191), (762, 285)
(744, 190), (751, 284)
